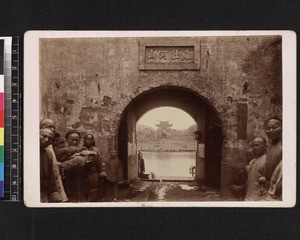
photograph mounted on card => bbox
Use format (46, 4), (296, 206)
(24, 31), (296, 207)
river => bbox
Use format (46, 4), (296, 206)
(142, 151), (196, 180)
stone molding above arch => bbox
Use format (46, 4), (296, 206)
(112, 84), (226, 137)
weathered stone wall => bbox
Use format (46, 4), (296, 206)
(40, 36), (282, 192)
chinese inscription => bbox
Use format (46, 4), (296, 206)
(145, 46), (194, 63)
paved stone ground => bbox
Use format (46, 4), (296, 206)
(102, 180), (224, 202)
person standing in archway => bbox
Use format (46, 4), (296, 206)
(138, 150), (145, 178)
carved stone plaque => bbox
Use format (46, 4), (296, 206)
(139, 39), (200, 70)
(145, 46), (194, 63)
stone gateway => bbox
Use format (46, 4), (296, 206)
(40, 35), (282, 198)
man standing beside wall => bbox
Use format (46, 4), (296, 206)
(245, 137), (267, 201)
(40, 128), (62, 202)
(40, 119), (68, 202)
(264, 118), (282, 199)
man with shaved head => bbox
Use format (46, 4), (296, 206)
(264, 118), (282, 182)
(55, 130), (94, 202)
(40, 128), (62, 202)
(40, 128), (54, 149)
(264, 117), (282, 199)
(245, 137), (267, 201)
(83, 133), (106, 202)
(40, 118), (68, 202)
(40, 119), (56, 132)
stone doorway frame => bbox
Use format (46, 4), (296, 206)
(115, 85), (224, 189)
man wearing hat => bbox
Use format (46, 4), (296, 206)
(55, 130), (88, 202)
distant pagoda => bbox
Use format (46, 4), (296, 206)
(156, 120), (173, 138)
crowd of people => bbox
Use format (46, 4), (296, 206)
(39, 118), (123, 202)
(40, 116), (283, 203)
(233, 117), (283, 201)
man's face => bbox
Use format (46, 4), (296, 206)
(53, 138), (66, 149)
(84, 135), (93, 148)
(251, 138), (266, 157)
(40, 119), (56, 132)
(67, 133), (80, 147)
(265, 119), (282, 141)
(40, 129), (54, 148)
(245, 148), (254, 162)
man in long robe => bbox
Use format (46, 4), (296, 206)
(264, 118), (282, 200)
(55, 130), (87, 202)
(245, 137), (267, 201)
(40, 119), (68, 202)
(268, 160), (282, 199)
(83, 133), (107, 202)
(40, 128), (62, 202)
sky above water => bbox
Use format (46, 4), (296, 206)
(137, 107), (195, 130)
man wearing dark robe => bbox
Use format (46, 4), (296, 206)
(55, 130), (87, 202)
(83, 133), (107, 202)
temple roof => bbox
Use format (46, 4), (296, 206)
(155, 120), (173, 127)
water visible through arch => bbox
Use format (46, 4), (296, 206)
(117, 86), (223, 188)
(137, 107), (197, 180)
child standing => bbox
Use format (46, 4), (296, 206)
(107, 149), (123, 201)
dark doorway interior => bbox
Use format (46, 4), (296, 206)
(205, 112), (223, 188)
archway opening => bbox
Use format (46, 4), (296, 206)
(137, 107), (197, 180)
(117, 86), (223, 188)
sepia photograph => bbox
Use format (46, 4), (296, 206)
(24, 31), (296, 207)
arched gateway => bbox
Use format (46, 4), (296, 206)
(39, 35), (282, 199)
(117, 86), (223, 189)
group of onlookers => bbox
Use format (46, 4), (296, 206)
(40, 117), (283, 203)
(39, 119), (122, 202)
(235, 117), (282, 201)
